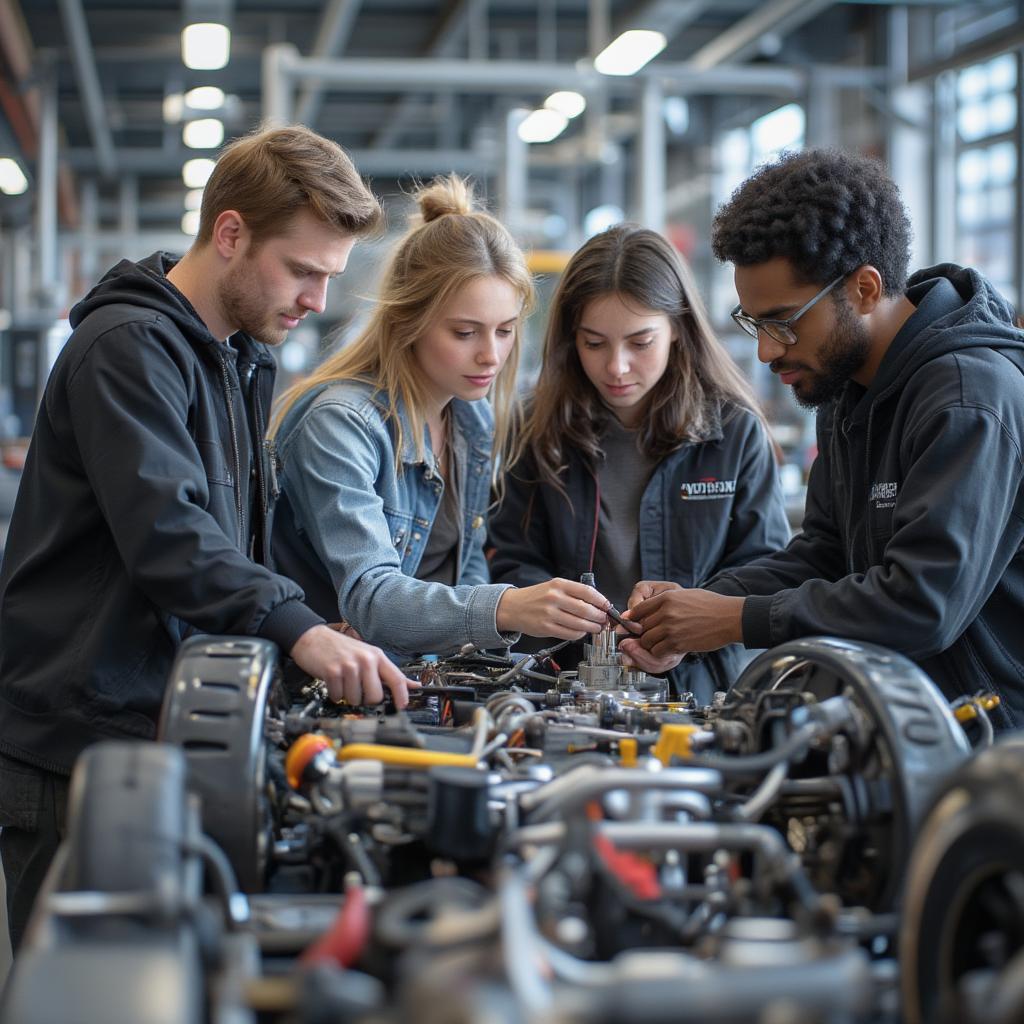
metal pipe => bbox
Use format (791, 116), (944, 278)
(262, 43), (297, 126)
(288, 55), (594, 92)
(36, 64), (59, 307)
(118, 176), (138, 239)
(1015, 49), (1024, 312)
(294, 0), (363, 129)
(78, 176), (98, 285)
(636, 76), (665, 231)
(501, 108), (528, 237)
(522, 766), (723, 820)
(687, 0), (836, 70)
(57, 0), (116, 178)
(66, 146), (494, 176)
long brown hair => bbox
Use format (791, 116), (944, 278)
(516, 224), (764, 490)
(270, 175), (534, 480)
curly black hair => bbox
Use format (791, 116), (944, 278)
(711, 148), (912, 296)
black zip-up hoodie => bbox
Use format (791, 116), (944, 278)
(709, 265), (1024, 727)
(0, 253), (322, 774)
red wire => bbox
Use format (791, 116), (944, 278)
(299, 884), (370, 969)
(588, 468), (600, 572)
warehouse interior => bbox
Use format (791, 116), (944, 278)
(0, 0), (1023, 1017)
(0, 1), (1020, 476)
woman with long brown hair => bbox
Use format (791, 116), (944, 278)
(489, 224), (790, 700)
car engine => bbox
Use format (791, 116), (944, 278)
(2, 632), (995, 1024)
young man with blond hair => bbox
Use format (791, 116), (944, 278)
(0, 124), (411, 950)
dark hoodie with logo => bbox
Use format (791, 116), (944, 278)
(0, 253), (323, 774)
(708, 264), (1024, 727)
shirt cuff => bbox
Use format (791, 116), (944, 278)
(258, 598), (325, 655)
(741, 595), (775, 649)
(469, 583), (521, 649)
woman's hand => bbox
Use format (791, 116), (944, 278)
(496, 579), (610, 639)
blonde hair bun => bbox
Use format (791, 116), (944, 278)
(413, 174), (476, 225)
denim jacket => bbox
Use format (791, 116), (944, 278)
(272, 380), (515, 656)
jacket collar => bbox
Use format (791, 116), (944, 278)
(396, 396), (492, 465)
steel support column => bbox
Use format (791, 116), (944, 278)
(636, 77), (665, 231)
(501, 109), (528, 238)
(36, 67), (59, 307)
(262, 43), (297, 126)
(57, 0), (116, 178)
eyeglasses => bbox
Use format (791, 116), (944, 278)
(731, 275), (846, 346)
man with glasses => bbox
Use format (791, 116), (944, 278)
(620, 147), (1024, 729)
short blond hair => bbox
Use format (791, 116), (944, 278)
(197, 124), (382, 245)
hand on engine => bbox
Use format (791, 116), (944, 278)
(496, 578), (611, 640)
(290, 623), (415, 707)
(625, 589), (745, 659)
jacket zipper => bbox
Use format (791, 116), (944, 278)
(836, 415), (856, 574)
(250, 365), (272, 564)
(218, 353), (245, 547)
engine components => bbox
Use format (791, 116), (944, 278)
(3, 634), (990, 1024)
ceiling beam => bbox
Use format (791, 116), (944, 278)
(0, 0), (79, 224)
(371, 0), (479, 151)
(266, 49), (817, 97)
(625, 0), (714, 38)
(65, 146), (495, 177)
(57, 0), (116, 178)
(688, 0), (836, 70)
(293, 0), (363, 129)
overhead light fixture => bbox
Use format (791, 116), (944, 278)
(183, 157), (216, 188)
(594, 29), (667, 76)
(584, 204), (625, 238)
(181, 209), (201, 236)
(518, 109), (569, 144)
(163, 93), (184, 124)
(544, 91), (587, 119)
(181, 22), (230, 70)
(183, 118), (224, 149)
(185, 86), (225, 110)
(0, 158), (28, 195)
(184, 188), (204, 211)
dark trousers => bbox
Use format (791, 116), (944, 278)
(0, 753), (69, 955)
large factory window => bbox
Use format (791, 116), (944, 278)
(955, 54), (1018, 305)
(712, 103), (806, 327)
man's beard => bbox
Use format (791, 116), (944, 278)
(774, 296), (871, 409)
(218, 259), (286, 347)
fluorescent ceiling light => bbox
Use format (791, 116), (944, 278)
(544, 91), (587, 119)
(0, 158), (28, 195)
(181, 210), (201, 236)
(184, 188), (204, 211)
(518, 109), (568, 144)
(163, 93), (184, 124)
(594, 29), (667, 76)
(584, 204), (625, 238)
(183, 118), (224, 149)
(185, 86), (225, 110)
(182, 158), (216, 188)
(182, 22), (230, 70)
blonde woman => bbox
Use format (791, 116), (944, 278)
(270, 176), (609, 656)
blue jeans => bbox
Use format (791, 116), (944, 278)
(0, 752), (68, 954)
